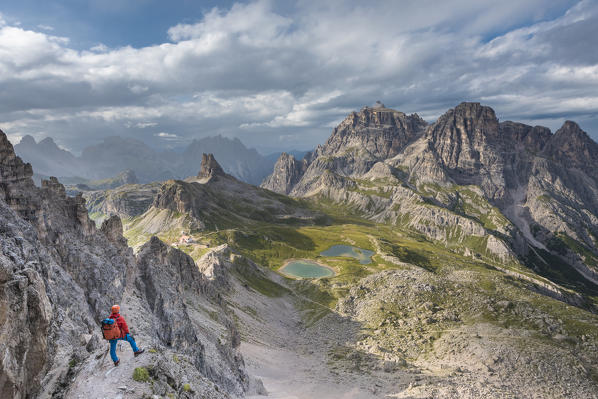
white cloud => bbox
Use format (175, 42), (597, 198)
(0, 0), (596, 153)
(90, 43), (109, 53)
(37, 24), (54, 31)
(135, 121), (158, 128)
(155, 132), (178, 138)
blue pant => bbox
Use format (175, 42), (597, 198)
(110, 334), (140, 362)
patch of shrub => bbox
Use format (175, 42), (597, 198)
(133, 367), (150, 382)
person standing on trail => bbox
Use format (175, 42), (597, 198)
(107, 305), (144, 366)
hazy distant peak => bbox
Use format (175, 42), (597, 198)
(38, 137), (60, 148)
(19, 135), (36, 146)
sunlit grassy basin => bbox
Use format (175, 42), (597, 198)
(280, 260), (335, 279)
(320, 244), (374, 264)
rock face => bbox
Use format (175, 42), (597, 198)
(146, 154), (322, 231)
(0, 138), (39, 222)
(425, 103), (507, 201)
(261, 102), (598, 287)
(317, 105), (427, 160)
(261, 152), (308, 194)
(83, 182), (162, 221)
(197, 153), (226, 180)
(0, 129), (251, 398)
(543, 121), (598, 182)
(262, 105), (428, 197)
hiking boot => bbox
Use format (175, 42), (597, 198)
(114, 359), (120, 367)
(134, 349), (145, 357)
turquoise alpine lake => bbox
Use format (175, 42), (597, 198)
(320, 245), (374, 264)
(280, 260), (335, 278)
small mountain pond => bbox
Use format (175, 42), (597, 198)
(319, 244), (374, 264)
(280, 260), (335, 279)
(280, 245), (375, 279)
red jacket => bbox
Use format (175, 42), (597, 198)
(109, 313), (130, 337)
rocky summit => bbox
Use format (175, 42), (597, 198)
(198, 153), (226, 180)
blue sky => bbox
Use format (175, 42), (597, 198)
(0, 0), (597, 154)
(0, 0), (238, 48)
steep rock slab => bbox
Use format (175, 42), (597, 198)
(261, 152), (308, 195)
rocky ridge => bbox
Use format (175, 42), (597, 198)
(99, 154), (324, 248)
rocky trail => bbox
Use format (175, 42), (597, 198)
(65, 346), (145, 399)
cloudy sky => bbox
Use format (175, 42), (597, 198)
(0, 0), (597, 154)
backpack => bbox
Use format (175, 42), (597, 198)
(101, 317), (121, 340)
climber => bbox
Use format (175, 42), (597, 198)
(107, 304), (145, 366)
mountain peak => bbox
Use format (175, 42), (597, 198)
(544, 121), (598, 179)
(261, 152), (307, 194)
(452, 101), (497, 118)
(198, 153), (225, 179)
(39, 136), (57, 145)
(556, 120), (585, 137)
(19, 135), (36, 146)
(551, 120), (595, 147)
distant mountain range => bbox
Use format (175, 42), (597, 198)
(14, 134), (288, 185)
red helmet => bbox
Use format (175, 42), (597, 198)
(111, 304), (120, 314)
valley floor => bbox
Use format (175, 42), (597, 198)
(232, 275), (403, 399)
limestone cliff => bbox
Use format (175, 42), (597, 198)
(197, 153), (226, 180)
(261, 152), (308, 195)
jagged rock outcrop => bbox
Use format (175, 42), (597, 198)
(262, 104), (427, 196)
(316, 104), (427, 160)
(84, 182), (161, 221)
(197, 243), (270, 293)
(0, 129), (252, 398)
(0, 132), (39, 221)
(134, 237), (248, 395)
(100, 215), (128, 246)
(198, 153), (226, 180)
(0, 130), (132, 397)
(261, 152), (308, 194)
(544, 121), (598, 182)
